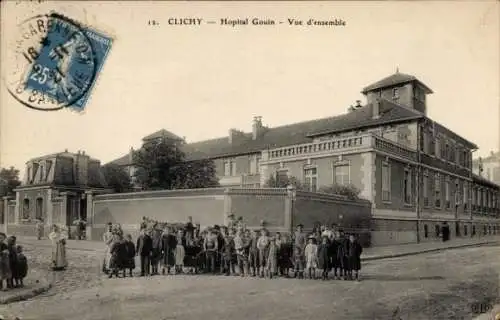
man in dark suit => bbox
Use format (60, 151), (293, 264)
(136, 228), (153, 276)
(441, 222), (450, 242)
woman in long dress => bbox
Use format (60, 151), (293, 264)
(49, 225), (68, 271)
(102, 223), (114, 274)
(36, 219), (44, 240)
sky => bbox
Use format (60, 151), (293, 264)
(1, 1), (499, 175)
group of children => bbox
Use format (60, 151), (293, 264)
(0, 233), (28, 291)
(104, 219), (364, 281)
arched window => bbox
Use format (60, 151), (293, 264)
(35, 198), (43, 220)
(22, 198), (30, 219)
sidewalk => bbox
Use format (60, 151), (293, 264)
(362, 236), (500, 261)
(0, 279), (51, 305)
(16, 235), (500, 260)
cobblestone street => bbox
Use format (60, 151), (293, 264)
(0, 242), (499, 320)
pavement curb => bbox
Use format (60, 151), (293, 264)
(0, 280), (52, 305)
(362, 241), (500, 261)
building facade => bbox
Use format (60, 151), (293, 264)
(3, 150), (109, 236)
(110, 72), (500, 245)
(473, 151), (500, 185)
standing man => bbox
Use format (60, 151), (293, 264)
(184, 216), (195, 246)
(102, 222), (114, 274)
(136, 228), (153, 276)
(294, 224), (306, 252)
(150, 223), (162, 275)
(441, 222), (450, 242)
(204, 228), (218, 274)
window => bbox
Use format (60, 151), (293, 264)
(249, 156), (260, 175)
(303, 167), (318, 192)
(452, 146), (457, 162)
(419, 128), (425, 152)
(276, 169), (288, 184)
(46, 160), (52, 180)
(423, 171), (429, 207)
(456, 223), (460, 237)
(473, 188), (477, 206)
(463, 182), (468, 209)
(472, 225), (476, 236)
(442, 142), (448, 159)
(430, 135), (436, 156)
(382, 161), (391, 202)
(224, 159), (236, 176)
(22, 198), (30, 219)
(392, 88), (400, 100)
(435, 139), (440, 158)
(488, 225), (491, 235)
(464, 225), (468, 236)
(27, 167), (32, 183)
(445, 178), (451, 209)
(333, 163), (350, 186)
(424, 224), (429, 238)
(403, 168), (412, 204)
(39, 164), (44, 182)
(32, 163), (39, 182)
(483, 225), (487, 235)
(35, 198), (43, 220)
(435, 173), (441, 208)
(455, 180), (461, 208)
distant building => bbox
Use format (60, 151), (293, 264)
(11, 150), (108, 230)
(473, 151), (500, 185)
(110, 72), (500, 245)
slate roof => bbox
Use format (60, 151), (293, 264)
(108, 98), (424, 164)
(362, 72), (434, 94)
(472, 173), (500, 189)
(109, 153), (132, 166)
(142, 129), (184, 142)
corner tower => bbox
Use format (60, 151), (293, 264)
(361, 70), (433, 115)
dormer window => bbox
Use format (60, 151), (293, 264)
(392, 88), (399, 100)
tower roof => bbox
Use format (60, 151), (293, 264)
(361, 72), (433, 94)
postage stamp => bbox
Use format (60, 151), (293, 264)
(4, 12), (113, 112)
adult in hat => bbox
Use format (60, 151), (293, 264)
(294, 224), (306, 252)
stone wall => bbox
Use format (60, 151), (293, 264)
(87, 187), (374, 245)
(89, 188), (228, 241)
(293, 191), (372, 246)
(227, 188), (288, 232)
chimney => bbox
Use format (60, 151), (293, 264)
(129, 147), (134, 162)
(252, 116), (263, 140)
(228, 128), (236, 144)
(372, 99), (380, 119)
(355, 100), (362, 108)
(64, 149), (68, 153)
